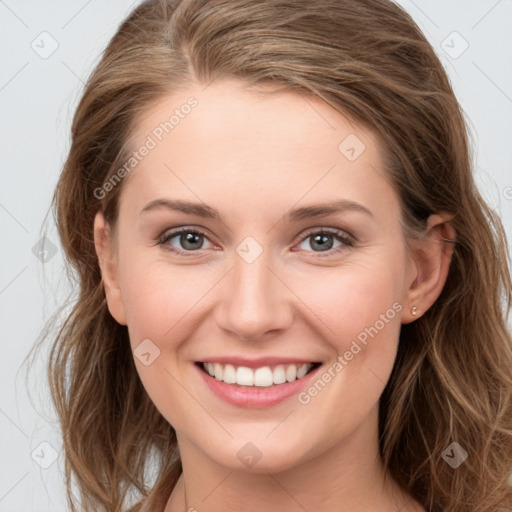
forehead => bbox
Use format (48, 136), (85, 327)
(131, 78), (375, 157)
(118, 79), (398, 221)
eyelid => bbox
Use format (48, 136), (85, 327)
(295, 226), (355, 245)
(157, 226), (217, 254)
(157, 225), (356, 256)
(291, 226), (355, 256)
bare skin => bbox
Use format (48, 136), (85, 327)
(94, 79), (453, 512)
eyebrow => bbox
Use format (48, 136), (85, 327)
(139, 198), (374, 222)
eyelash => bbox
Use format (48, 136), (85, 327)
(157, 226), (356, 257)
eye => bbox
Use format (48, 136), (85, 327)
(294, 228), (355, 255)
(157, 226), (355, 257)
(158, 227), (215, 255)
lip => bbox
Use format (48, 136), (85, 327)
(195, 360), (322, 408)
(199, 356), (318, 369)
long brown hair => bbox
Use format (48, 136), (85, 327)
(27, 0), (512, 510)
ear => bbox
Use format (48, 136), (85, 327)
(93, 211), (127, 325)
(402, 213), (455, 324)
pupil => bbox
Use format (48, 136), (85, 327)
(312, 234), (333, 251)
(182, 232), (202, 250)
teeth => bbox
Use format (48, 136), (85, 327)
(285, 364), (297, 382)
(296, 363), (309, 379)
(273, 365), (286, 384)
(214, 363), (223, 381)
(223, 364), (237, 384)
(236, 366), (254, 386)
(254, 367), (273, 387)
(202, 362), (315, 386)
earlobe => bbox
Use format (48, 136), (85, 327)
(402, 213), (455, 324)
(93, 211), (127, 326)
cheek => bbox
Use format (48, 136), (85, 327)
(119, 256), (208, 346)
(292, 256), (405, 347)
(117, 259), (202, 426)
(290, 259), (405, 418)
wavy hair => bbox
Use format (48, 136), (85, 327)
(28, 0), (512, 510)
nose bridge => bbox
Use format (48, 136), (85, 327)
(215, 244), (292, 340)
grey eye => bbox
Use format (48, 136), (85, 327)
(298, 232), (343, 252)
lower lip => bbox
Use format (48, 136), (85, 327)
(196, 363), (321, 408)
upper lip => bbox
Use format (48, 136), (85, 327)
(197, 357), (321, 368)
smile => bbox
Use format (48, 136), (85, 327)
(199, 362), (319, 387)
(195, 358), (322, 408)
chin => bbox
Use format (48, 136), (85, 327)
(204, 436), (317, 474)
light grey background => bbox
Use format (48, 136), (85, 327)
(1, 1), (511, 510)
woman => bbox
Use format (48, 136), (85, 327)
(38, 0), (512, 510)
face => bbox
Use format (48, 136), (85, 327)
(96, 79), (418, 472)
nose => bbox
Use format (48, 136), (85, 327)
(214, 248), (294, 342)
